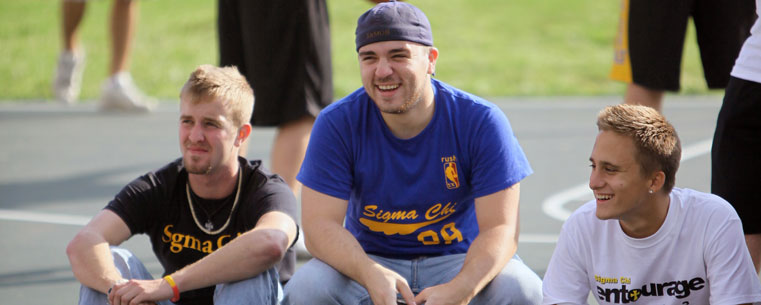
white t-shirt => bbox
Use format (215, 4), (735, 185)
(543, 188), (761, 305)
(730, 0), (761, 83)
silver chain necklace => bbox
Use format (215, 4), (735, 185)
(186, 167), (242, 235)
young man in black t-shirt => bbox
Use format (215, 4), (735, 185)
(66, 65), (298, 305)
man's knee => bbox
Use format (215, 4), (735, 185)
(214, 268), (280, 305)
(474, 257), (543, 304)
(282, 258), (367, 305)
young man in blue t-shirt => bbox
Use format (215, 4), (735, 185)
(282, 2), (542, 305)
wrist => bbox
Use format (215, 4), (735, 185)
(446, 278), (478, 301)
(163, 275), (180, 302)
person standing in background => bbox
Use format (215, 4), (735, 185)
(53, 0), (155, 112)
(609, 0), (755, 112)
(217, 0), (333, 198)
(712, 0), (761, 275)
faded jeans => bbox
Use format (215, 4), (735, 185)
(77, 247), (281, 305)
(282, 253), (542, 305)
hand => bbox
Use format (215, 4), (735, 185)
(361, 264), (416, 305)
(108, 278), (172, 305)
(414, 283), (471, 305)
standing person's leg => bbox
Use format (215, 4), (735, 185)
(712, 76), (761, 274)
(109, 0), (136, 75)
(108, 0), (137, 76)
(271, 115), (315, 196)
(62, 0), (86, 52)
(623, 83), (664, 112)
(610, 0), (691, 112)
(99, 0), (154, 112)
(54, 0), (87, 104)
(746, 235), (761, 273)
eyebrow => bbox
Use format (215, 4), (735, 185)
(590, 158), (621, 169)
(358, 47), (410, 57)
(358, 50), (376, 57)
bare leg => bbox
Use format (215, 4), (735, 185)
(746, 234), (761, 274)
(623, 83), (664, 112)
(270, 116), (315, 197)
(62, 1), (86, 51)
(109, 0), (137, 75)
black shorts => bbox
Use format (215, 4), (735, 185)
(712, 76), (761, 234)
(610, 0), (755, 91)
(218, 0), (333, 126)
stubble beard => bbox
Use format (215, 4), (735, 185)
(183, 155), (212, 175)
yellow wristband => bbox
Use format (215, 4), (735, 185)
(163, 275), (180, 302)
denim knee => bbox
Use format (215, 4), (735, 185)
(282, 258), (369, 305)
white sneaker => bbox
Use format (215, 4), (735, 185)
(52, 50), (85, 105)
(98, 72), (156, 112)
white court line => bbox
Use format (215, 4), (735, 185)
(542, 138), (714, 222)
(0, 209), (561, 244)
(0, 209), (90, 226)
(6, 136), (713, 245)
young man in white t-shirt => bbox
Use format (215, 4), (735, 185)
(542, 104), (761, 305)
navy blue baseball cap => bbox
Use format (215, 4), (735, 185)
(355, 1), (433, 51)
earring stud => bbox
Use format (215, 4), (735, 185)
(648, 189), (654, 194)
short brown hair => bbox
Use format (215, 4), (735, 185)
(596, 104), (681, 193)
(180, 65), (253, 128)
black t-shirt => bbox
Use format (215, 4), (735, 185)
(106, 157), (298, 305)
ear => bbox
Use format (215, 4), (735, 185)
(235, 124), (252, 147)
(649, 171), (666, 193)
(427, 47), (439, 75)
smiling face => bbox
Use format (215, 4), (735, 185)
(589, 130), (657, 222)
(179, 96), (241, 176)
(358, 40), (437, 114)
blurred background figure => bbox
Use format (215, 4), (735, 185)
(712, 0), (761, 275)
(217, 0), (334, 256)
(53, 0), (155, 112)
(609, 0), (755, 112)
(217, 0), (333, 199)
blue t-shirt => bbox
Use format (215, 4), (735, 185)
(298, 79), (532, 258)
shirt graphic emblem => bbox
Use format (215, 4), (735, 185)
(444, 161), (460, 189)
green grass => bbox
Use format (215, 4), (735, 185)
(0, 0), (716, 102)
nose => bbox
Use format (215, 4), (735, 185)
(589, 168), (603, 190)
(375, 58), (393, 79)
(188, 123), (204, 143)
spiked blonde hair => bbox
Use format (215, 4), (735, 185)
(180, 65), (253, 129)
(597, 104), (681, 192)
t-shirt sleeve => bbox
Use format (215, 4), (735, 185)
(468, 105), (532, 198)
(253, 177), (299, 228)
(104, 173), (162, 235)
(297, 111), (354, 200)
(542, 215), (592, 305)
(704, 204), (761, 305)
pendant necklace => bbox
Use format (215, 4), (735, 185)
(186, 167), (242, 235)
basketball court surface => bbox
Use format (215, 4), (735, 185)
(0, 95), (722, 303)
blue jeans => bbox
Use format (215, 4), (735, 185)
(282, 253), (542, 305)
(78, 247), (281, 305)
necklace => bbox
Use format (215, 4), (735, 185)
(186, 167), (242, 235)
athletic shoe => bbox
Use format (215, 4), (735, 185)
(52, 50), (85, 105)
(98, 72), (156, 112)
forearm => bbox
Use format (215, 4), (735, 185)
(170, 228), (289, 292)
(66, 230), (124, 293)
(449, 224), (518, 300)
(305, 220), (379, 287)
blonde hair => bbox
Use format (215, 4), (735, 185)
(596, 104), (681, 193)
(180, 65), (253, 128)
